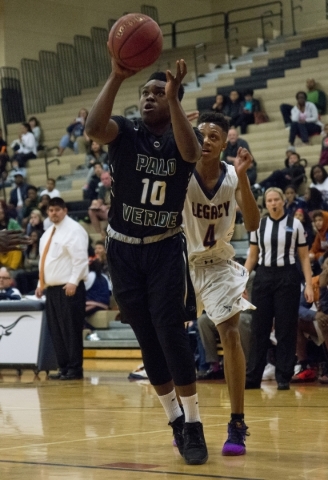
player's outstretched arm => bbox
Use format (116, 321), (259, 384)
(85, 56), (136, 145)
(166, 60), (202, 163)
(234, 147), (260, 232)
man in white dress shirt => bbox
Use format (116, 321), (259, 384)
(35, 197), (89, 380)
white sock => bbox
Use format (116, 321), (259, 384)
(157, 389), (183, 423)
(180, 393), (201, 423)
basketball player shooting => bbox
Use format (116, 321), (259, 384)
(85, 44), (208, 464)
(183, 112), (260, 456)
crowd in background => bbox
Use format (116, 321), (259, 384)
(1, 78), (328, 386)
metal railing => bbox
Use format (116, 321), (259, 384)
(291, 0), (303, 35)
(193, 44), (207, 88)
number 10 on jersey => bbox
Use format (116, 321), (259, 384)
(141, 179), (167, 205)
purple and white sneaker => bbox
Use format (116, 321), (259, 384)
(222, 420), (249, 456)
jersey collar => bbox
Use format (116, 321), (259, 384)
(193, 162), (227, 200)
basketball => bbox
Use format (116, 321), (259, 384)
(108, 13), (163, 71)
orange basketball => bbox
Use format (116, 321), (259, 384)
(108, 13), (163, 71)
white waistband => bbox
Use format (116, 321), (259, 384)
(106, 226), (183, 245)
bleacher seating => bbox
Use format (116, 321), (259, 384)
(3, 20), (328, 356)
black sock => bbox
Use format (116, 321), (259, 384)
(231, 413), (244, 422)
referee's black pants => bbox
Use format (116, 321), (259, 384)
(45, 281), (86, 373)
(246, 265), (300, 385)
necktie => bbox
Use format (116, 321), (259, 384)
(39, 226), (56, 291)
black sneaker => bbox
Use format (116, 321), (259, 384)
(168, 414), (185, 456)
(277, 382), (290, 390)
(183, 422), (208, 465)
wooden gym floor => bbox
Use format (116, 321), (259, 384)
(0, 360), (327, 480)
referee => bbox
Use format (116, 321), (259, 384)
(245, 187), (313, 390)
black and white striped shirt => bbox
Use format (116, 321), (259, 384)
(250, 214), (307, 267)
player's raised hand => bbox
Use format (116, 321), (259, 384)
(234, 147), (253, 177)
(165, 59), (187, 101)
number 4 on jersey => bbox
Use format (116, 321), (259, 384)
(203, 224), (216, 247)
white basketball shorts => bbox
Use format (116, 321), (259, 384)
(190, 257), (256, 325)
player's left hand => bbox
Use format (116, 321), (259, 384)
(234, 147), (253, 177)
(63, 283), (77, 297)
(165, 59), (187, 101)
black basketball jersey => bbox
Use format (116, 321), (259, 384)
(107, 116), (202, 238)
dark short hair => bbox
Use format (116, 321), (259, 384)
(296, 91), (307, 100)
(197, 112), (230, 134)
(28, 116), (40, 126)
(95, 240), (105, 247)
(27, 185), (38, 193)
(48, 197), (66, 209)
(244, 89), (254, 96)
(312, 210), (324, 220)
(146, 71), (184, 101)
(47, 178), (56, 184)
(22, 122), (32, 133)
(284, 184), (296, 193)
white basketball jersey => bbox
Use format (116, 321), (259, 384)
(183, 162), (238, 262)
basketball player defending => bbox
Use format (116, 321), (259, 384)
(183, 112), (260, 455)
(85, 55), (208, 465)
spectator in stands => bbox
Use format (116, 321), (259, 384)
(225, 90), (242, 127)
(11, 123), (37, 167)
(0, 127), (9, 178)
(25, 209), (44, 236)
(85, 142), (109, 184)
(280, 79), (327, 128)
(0, 204), (23, 273)
(0, 200), (19, 227)
(15, 230), (41, 295)
(2, 159), (26, 188)
(233, 89), (261, 134)
(284, 185), (307, 216)
(221, 128), (257, 185)
(306, 78), (326, 115)
(39, 178), (61, 199)
(0, 267), (21, 300)
(28, 116), (43, 150)
(85, 259), (111, 317)
(309, 165), (328, 202)
(292, 258), (328, 384)
(8, 171), (30, 221)
(294, 208), (315, 248)
(253, 152), (305, 193)
(85, 141), (108, 167)
(288, 92), (322, 146)
(303, 186), (328, 215)
(88, 170), (111, 236)
(94, 240), (110, 279)
(221, 127), (251, 164)
(83, 162), (103, 201)
(319, 123), (328, 166)
(211, 94), (230, 117)
(38, 194), (51, 218)
(57, 108), (89, 156)
(309, 210), (328, 262)
(21, 186), (39, 228)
